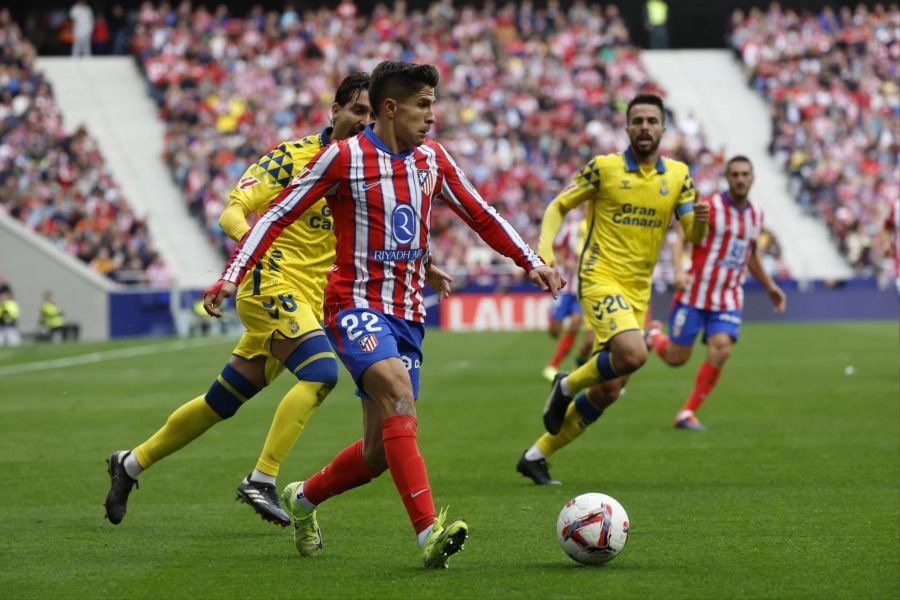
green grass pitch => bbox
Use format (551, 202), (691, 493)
(0, 322), (897, 599)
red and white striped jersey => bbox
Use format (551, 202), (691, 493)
(675, 192), (764, 312)
(221, 126), (544, 323)
(887, 198), (900, 284)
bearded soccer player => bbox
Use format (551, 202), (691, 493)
(104, 74), (389, 526)
(517, 94), (709, 485)
(645, 156), (786, 430)
(204, 60), (565, 567)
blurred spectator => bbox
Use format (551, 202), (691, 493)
(91, 9), (110, 55)
(69, 0), (93, 57)
(757, 227), (790, 279)
(644, 0), (669, 49)
(0, 13), (167, 286)
(0, 285), (22, 346)
(731, 3), (899, 277)
(109, 4), (130, 55)
(38, 290), (80, 342)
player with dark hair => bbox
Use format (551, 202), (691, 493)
(517, 93), (709, 485)
(645, 156), (786, 430)
(104, 73), (429, 527)
(204, 60), (565, 567)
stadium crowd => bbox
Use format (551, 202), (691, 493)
(730, 2), (899, 280)
(0, 9), (170, 286)
(2, 1), (802, 289)
(133, 0), (771, 284)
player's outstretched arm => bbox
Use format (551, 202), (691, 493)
(528, 265), (567, 299)
(432, 143), (544, 272)
(747, 250), (786, 313)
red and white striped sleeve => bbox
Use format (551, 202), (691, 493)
(430, 141), (544, 273)
(221, 143), (344, 285)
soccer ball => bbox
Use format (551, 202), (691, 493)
(557, 492), (629, 565)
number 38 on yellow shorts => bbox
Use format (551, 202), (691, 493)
(232, 280), (323, 384)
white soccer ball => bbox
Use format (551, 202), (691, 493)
(557, 492), (630, 565)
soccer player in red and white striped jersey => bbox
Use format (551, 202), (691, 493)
(886, 198), (900, 295)
(646, 156), (786, 430)
(204, 61), (565, 568)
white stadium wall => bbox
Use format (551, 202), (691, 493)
(0, 211), (116, 340)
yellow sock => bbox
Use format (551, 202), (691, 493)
(134, 396), (222, 469)
(535, 401), (590, 457)
(563, 349), (617, 395)
(565, 360), (600, 395)
(254, 380), (331, 476)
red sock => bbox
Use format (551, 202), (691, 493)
(682, 362), (722, 413)
(650, 330), (670, 358)
(302, 439), (377, 505)
(382, 414), (435, 534)
(549, 332), (575, 368)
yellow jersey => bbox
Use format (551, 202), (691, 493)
(539, 147), (706, 309)
(220, 129), (335, 320)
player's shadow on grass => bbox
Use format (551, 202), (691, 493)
(530, 560), (644, 571)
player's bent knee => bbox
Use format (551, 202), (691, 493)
(302, 357), (339, 388)
(707, 337), (734, 366)
(284, 334), (339, 388)
(204, 364), (262, 419)
(385, 391), (416, 416)
(369, 380), (415, 413)
(709, 348), (732, 367)
(667, 350), (691, 367)
(615, 347), (648, 373)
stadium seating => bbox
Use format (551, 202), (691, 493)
(133, 2), (740, 285)
(730, 4), (899, 278)
(0, 10), (169, 286)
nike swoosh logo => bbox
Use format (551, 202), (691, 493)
(363, 181), (381, 190)
(410, 488), (430, 498)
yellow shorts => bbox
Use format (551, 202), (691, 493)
(233, 281), (322, 384)
(580, 281), (646, 352)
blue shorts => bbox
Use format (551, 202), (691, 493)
(325, 308), (424, 399)
(549, 292), (583, 321)
(668, 302), (742, 346)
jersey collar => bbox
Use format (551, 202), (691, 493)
(722, 191), (751, 211)
(320, 127), (333, 146)
(624, 146), (667, 174)
(363, 123), (414, 159)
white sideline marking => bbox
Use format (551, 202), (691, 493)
(0, 337), (229, 377)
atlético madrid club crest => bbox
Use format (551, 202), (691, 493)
(417, 169), (435, 196)
(358, 333), (378, 352)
